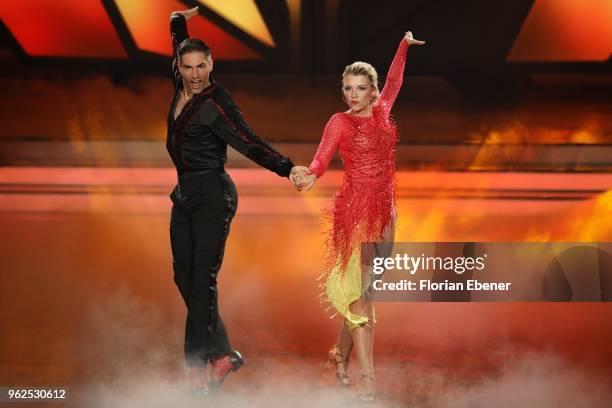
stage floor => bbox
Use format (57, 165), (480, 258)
(1, 167), (611, 407)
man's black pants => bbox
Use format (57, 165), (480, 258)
(169, 168), (238, 367)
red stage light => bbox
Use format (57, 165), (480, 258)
(0, 0), (127, 58)
(508, 0), (612, 62)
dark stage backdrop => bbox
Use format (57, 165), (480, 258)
(0, 1), (610, 156)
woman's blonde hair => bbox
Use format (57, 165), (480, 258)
(342, 61), (380, 103)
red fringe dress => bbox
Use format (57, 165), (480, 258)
(308, 39), (409, 329)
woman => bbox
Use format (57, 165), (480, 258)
(296, 32), (425, 402)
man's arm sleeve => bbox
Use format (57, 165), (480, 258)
(210, 98), (294, 178)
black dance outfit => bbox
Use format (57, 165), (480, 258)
(167, 14), (294, 367)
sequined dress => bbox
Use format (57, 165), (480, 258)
(308, 39), (409, 329)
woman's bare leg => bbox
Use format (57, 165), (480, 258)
(337, 319), (353, 362)
(350, 211), (396, 399)
(349, 298), (375, 397)
(329, 320), (353, 385)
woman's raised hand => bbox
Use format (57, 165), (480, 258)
(404, 31), (425, 46)
(171, 6), (199, 21)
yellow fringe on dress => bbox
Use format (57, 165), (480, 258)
(323, 246), (374, 331)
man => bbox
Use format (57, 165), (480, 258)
(166, 7), (306, 395)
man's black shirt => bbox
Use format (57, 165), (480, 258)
(167, 14), (293, 177)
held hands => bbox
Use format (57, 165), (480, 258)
(171, 6), (199, 21)
(297, 173), (316, 192)
(289, 166), (317, 192)
(404, 31), (425, 46)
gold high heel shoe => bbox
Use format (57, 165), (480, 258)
(358, 373), (376, 403)
(325, 346), (351, 386)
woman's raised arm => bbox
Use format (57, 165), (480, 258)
(378, 31), (425, 117)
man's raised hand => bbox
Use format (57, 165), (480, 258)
(171, 6), (199, 21)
